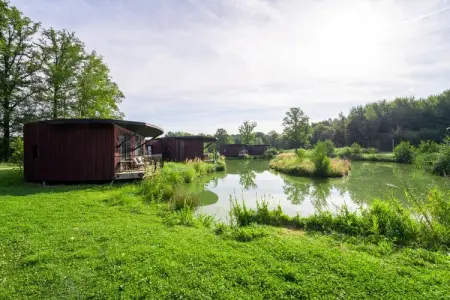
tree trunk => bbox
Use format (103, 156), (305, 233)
(2, 100), (11, 161)
(52, 87), (58, 119)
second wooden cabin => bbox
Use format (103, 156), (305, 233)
(146, 136), (217, 162)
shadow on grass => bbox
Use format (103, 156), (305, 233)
(0, 168), (130, 197)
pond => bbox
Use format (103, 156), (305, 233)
(180, 160), (449, 221)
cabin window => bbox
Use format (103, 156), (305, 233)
(119, 133), (132, 160)
(135, 136), (144, 156)
(32, 145), (39, 159)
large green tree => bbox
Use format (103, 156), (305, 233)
(214, 128), (234, 147)
(282, 107), (311, 149)
(74, 51), (124, 119)
(39, 28), (85, 119)
(0, 1), (42, 160)
(238, 121), (257, 144)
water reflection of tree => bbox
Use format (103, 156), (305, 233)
(281, 176), (333, 210)
(238, 160), (258, 190)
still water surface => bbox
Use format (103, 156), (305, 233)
(180, 160), (449, 221)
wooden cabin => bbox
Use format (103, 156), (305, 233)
(24, 119), (164, 182)
(219, 144), (248, 157)
(248, 144), (269, 156)
(146, 136), (217, 162)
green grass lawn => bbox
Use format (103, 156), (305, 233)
(1, 164), (449, 299)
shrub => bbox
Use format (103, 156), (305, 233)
(393, 141), (416, 163)
(366, 147), (377, 154)
(311, 141), (330, 176)
(263, 148), (278, 159)
(295, 149), (307, 161)
(321, 140), (335, 157)
(9, 137), (24, 168)
(169, 191), (200, 211)
(417, 140), (439, 154)
(351, 143), (362, 156)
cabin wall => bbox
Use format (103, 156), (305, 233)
(24, 123), (115, 182)
(219, 144), (247, 157)
(248, 145), (269, 156)
(146, 138), (205, 162)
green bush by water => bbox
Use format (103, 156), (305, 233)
(230, 186), (450, 250)
(393, 141), (416, 163)
(311, 141), (331, 176)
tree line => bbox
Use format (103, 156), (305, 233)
(0, 1), (124, 160)
(168, 89), (450, 151)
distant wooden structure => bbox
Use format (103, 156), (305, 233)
(220, 144), (269, 157)
(146, 136), (217, 162)
(248, 144), (270, 156)
(219, 144), (248, 157)
(24, 119), (164, 182)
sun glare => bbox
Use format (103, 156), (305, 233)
(311, 4), (393, 78)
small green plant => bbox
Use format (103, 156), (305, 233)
(351, 143), (362, 156)
(295, 148), (307, 162)
(9, 137), (24, 170)
(321, 140), (335, 157)
(393, 141), (416, 163)
(263, 148), (278, 159)
(311, 141), (330, 176)
(366, 147), (377, 154)
(169, 191), (200, 211)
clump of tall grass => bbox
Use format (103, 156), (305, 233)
(415, 138), (450, 176)
(169, 190), (200, 211)
(230, 187), (450, 250)
(140, 159), (225, 203)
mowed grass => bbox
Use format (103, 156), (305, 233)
(1, 165), (450, 299)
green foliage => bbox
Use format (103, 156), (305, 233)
(270, 152), (350, 178)
(169, 191), (200, 211)
(321, 139), (335, 156)
(214, 128), (234, 148)
(238, 121), (257, 144)
(282, 107), (311, 148)
(231, 186), (450, 250)
(393, 141), (416, 163)
(311, 141), (331, 176)
(351, 142), (362, 156)
(418, 140), (440, 153)
(263, 147), (278, 159)
(366, 147), (377, 154)
(9, 137), (24, 167)
(1, 166), (450, 298)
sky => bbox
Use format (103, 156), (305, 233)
(11, 0), (450, 134)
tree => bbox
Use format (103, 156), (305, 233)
(73, 51), (124, 118)
(282, 107), (311, 149)
(238, 121), (257, 144)
(266, 130), (280, 148)
(39, 28), (85, 119)
(165, 131), (192, 137)
(214, 128), (233, 147)
(0, 2), (42, 160)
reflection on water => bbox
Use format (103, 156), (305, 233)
(179, 160), (449, 221)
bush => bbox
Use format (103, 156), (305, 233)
(9, 137), (24, 168)
(366, 147), (377, 154)
(263, 148), (278, 159)
(321, 140), (335, 157)
(418, 140), (439, 154)
(311, 141), (330, 176)
(393, 141), (416, 163)
(295, 148), (307, 161)
(169, 191), (201, 211)
(351, 143), (362, 156)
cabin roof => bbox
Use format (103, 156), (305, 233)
(27, 119), (164, 138)
(160, 136), (218, 143)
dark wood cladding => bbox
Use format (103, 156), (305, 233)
(24, 122), (115, 182)
(219, 144), (269, 157)
(248, 144), (269, 155)
(219, 144), (247, 157)
(147, 137), (205, 162)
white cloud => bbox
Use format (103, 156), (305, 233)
(11, 0), (450, 134)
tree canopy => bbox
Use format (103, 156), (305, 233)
(0, 1), (124, 160)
